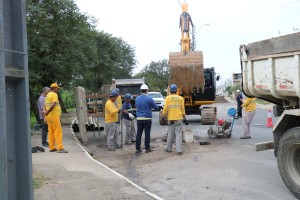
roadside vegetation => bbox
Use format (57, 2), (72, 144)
(27, 0), (171, 124)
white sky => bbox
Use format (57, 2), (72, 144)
(75, 0), (300, 83)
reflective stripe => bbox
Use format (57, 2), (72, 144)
(137, 117), (151, 120)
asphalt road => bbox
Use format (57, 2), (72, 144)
(83, 100), (297, 200)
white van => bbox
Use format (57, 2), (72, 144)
(148, 92), (165, 111)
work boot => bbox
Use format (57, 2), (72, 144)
(136, 149), (142, 154)
(145, 149), (153, 153)
(36, 146), (45, 152)
(57, 149), (68, 153)
(32, 147), (37, 153)
(49, 149), (57, 152)
(107, 147), (115, 151)
(165, 149), (172, 153)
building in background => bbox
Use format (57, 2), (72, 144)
(232, 73), (242, 87)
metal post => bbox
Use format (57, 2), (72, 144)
(0, 0), (33, 199)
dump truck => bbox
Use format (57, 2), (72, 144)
(240, 32), (300, 199)
(159, 1), (219, 125)
(111, 78), (145, 110)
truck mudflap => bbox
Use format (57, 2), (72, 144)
(201, 107), (217, 125)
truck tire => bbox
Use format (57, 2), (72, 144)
(277, 127), (300, 199)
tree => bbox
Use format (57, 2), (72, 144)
(26, 0), (97, 119)
(75, 32), (137, 92)
(135, 59), (169, 94)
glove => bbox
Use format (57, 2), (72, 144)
(129, 113), (135, 120)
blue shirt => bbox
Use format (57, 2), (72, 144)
(122, 101), (133, 120)
(135, 93), (159, 119)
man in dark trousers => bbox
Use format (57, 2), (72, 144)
(37, 87), (50, 147)
(236, 90), (243, 119)
(135, 84), (159, 153)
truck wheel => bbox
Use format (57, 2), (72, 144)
(277, 127), (300, 198)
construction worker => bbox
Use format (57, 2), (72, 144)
(179, 2), (193, 52)
(135, 84), (159, 153)
(44, 83), (68, 153)
(115, 88), (122, 109)
(162, 84), (186, 155)
(235, 90), (243, 119)
(240, 97), (256, 139)
(105, 90), (122, 151)
(122, 93), (136, 145)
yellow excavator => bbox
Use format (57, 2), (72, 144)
(160, 1), (219, 125)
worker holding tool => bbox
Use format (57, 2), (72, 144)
(162, 84), (186, 155)
(105, 90), (122, 151)
(122, 93), (136, 145)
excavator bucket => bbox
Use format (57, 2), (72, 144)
(169, 51), (204, 93)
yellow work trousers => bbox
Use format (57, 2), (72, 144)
(47, 115), (64, 151)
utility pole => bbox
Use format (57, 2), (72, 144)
(0, 0), (33, 199)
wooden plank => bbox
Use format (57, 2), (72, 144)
(86, 93), (108, 99)
(254, 141), (274, 152)
(244, 32), (300, 58)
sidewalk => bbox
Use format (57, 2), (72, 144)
(31, 120), (159, 200)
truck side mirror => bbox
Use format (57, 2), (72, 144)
(216, 75), (220, 81)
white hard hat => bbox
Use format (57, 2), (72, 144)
(236, 90), (240, 93)
(140, 84), (149, 90)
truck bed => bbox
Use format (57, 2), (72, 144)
(240, 32), (300, 106)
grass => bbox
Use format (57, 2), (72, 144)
(30, 114), (37, 129)
(30, 108), (76, 129)
(33, 175), (51, 189)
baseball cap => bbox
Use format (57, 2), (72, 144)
(50, 83), (60, 89)
(110, 90), (119, 97)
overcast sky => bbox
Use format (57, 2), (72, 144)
(75, 0), (300, 83)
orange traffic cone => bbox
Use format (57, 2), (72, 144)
(266, 108), (273, 128)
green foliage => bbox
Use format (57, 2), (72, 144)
(26, 0), (137, 116)
(135, 59), (169, 95)
(74, 31), (137, 92)
(27, 0), (98, 91)
(225, 85), (241, 96)
(60, 89), (75, 109)
(30, 114), (36, 129)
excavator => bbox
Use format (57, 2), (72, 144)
(160, 1), (219, 125)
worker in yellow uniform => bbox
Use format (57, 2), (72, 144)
(162, 84), (186, 155)
(240, 97), (256, 139)
(105, 90), (122, 151)
(44, 83), (68, 153)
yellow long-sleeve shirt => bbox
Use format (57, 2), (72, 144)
(162, 94), (185, 120)
(241, 97), (256, 112)
(105, 100), (120, 123)
(44, 91), (61, 117)
(116, 96), (122, 109)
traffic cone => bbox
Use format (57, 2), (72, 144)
(266, 108), (273, 128)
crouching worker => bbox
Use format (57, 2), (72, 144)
(162, 84), (186, 155)
(122, 93), (136, 145)
(105, 90), (122, 151)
